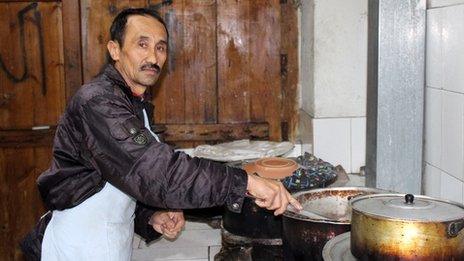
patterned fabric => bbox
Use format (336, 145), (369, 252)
(283, 153), (338, 192)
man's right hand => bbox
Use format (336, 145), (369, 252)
(246, 174), (303, 215)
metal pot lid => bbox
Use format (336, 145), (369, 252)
(351, 193), (464, 221)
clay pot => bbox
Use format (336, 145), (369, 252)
(242, 157), (298, 179)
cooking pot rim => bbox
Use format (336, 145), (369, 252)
(291, 186), (389, 198)
(283, 186), (390, 222)
(350, 193), (464, 222)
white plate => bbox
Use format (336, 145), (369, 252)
(322, 232), (357, 261)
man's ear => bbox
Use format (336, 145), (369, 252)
(107, 40), (121, 62)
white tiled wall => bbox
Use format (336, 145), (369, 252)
(424, 4), (464, 204)
(312, 117), (366, 174)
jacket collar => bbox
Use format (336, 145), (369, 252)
(103, 64), (153, 101)
(103, 64), (155, 123)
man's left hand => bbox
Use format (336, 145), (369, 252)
(149, 210), (185, 239)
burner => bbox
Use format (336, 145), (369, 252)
(214, 228), (283, 261)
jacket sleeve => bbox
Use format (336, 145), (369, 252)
(80, 94), (248, 212)
(134, 202), (162, 243)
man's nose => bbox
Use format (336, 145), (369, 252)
(146, 49), (158, 64)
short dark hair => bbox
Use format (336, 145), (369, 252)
(110, 8), (168, 47)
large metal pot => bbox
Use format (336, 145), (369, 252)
(282, 187), (388, 261)
(350, 193), (464, 260)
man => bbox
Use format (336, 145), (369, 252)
(21, 8), (301, 261)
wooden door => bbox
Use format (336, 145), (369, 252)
(81, 0), (298, 147)
(0, 1), (81, 259)
(0, 0), (297, 259)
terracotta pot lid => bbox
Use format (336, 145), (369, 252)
(243, 157), (298, 179)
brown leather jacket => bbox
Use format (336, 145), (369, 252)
(21, 64), (247, 259)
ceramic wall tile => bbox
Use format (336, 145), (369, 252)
(423, 163), (442, 198)
(313, 118), (351, 172)
(351, 117), (366, 173)
(424, 88), (443, 167)
(441, 91), (464, 180)
(426, 8), (443, 89)
(441, 172), (464, 202)
(442, 5), (464, 93)
(428, 0), (464, 8)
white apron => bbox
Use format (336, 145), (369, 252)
(42, 109), (159, 261)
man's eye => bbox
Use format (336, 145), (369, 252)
(157, 46), (166, 52)
(139, 42), (148, 48)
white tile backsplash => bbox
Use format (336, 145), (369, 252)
(424, 88), (442, 167)
(313, 118), (351, 172)
(350, 117), (366, 173)
(428, 0), (464, 8)
(440, 172), (464, 203)
(312, 117), (368, 174)
(441, 91), (464, 180)
(426, 8), (443, 89)
(423, 163), (442, 198)
(425, 3), (464, 206)
(442, 5), (464, 94)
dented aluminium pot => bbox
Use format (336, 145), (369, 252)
(350, 194), (464, 260)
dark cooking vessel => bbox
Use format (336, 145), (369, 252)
(222, 158), (297, 239)
(282, 187), (388, 261)
(223, 196), (282, 238)
(350, 193), (464, 260)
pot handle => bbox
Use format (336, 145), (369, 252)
(447, 219), (464, 238)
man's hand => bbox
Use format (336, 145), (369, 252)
(149, 210), (185, 239)
(246, 174), (303, 215)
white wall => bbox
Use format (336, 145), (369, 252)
(299, 0), (368, 173)
(313, 0), (367, 118)
(424, 3), (464, 204)
(427, 0), (464, 8)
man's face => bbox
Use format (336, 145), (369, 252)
(108, 15), (168, 91)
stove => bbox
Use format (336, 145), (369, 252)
(214, 228), (283, 261)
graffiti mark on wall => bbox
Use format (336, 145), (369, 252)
(0, 3), (47, 95)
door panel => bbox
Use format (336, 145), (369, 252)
(0, 1), (79, 260)
(0, 146), (51, 260)
(80, 0), (292, 145)
(0, 2), (65, 129)
(217, 0), (282, 140)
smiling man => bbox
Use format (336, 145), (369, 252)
(21, 8), (301, 261)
